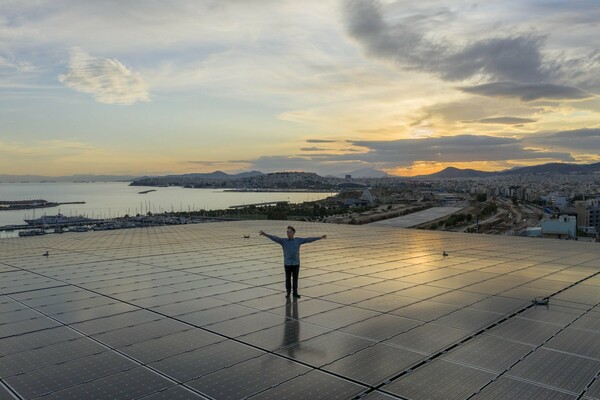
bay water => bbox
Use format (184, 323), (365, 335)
(0, 182), (333, 234)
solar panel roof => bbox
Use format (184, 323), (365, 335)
(1, 221), (599, 399)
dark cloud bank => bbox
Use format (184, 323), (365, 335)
(342, 0), (594, 100)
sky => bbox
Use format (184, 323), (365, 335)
(2, 0), (600, 177)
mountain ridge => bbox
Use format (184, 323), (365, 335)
(2, 162), (600, 183)
(425, 162), (600, 178)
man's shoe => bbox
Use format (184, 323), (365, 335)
(285, 293), (291, 298)
(293, 293), (301, 298)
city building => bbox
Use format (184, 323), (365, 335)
(575, 198), (600, 234)
(541, 215), (577, 239)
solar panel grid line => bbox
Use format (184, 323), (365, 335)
(570, 312), (600, 333)
(246, 367), (369, 400)
(470, 378), (581, 400)
(2, 350), (140, 399)
(380, 358), (499, 399)
(35, 366), (178, 400)
(1, 223), (600, 398)
(286, 359), (374, 394)
(473, 303), (600, 397)
(477, 373), (587, 398)
(14, 290), (100, 307)
(0, 316), (62, 340)
(0, 308), (46, 325)
(582, 370), (600, 400)
(441, 335), (536, 377)
(539, 344), (600, 364)
(0, 270), (288, 392)
(0, 382), (19, 400)
(0, 291), (222, 399)
(0, 337), (109, 379)
(187, 352), (315, 399)
(361, 279), (576, 395)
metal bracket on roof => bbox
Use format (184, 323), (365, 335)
(532, 296), (549, 306)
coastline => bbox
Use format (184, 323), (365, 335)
(223, 188), (334, 193)
(0, 200), (85, 211)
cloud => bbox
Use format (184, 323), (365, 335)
(474, 117), (537, 125)
(527, 128), (600, 152)
(301, 147), (328, 151)
(0, 56), (36, 72)
(250, 155), (337, 171)
(187, 161), (225, 165)
(342, 0), (554, 83)
(248, 134), (575, 174)
(460, 82), (593, 101)
(442, 36), (551, 83)
(0, 139), (95, 159)
(306, 139), (338, 143)
(412, 96), (545, 128)
(59, 47), (149, 105)
(348, 135), (573, 164)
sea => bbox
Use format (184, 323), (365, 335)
(0, 182), (334, 238)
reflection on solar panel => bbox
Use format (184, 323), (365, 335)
(1, 221), (599, 399)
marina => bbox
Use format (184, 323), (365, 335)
(0, 182), (333, 238)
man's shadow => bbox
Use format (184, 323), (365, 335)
(282, 298), (300, 356)
(280, 299), (326, 363)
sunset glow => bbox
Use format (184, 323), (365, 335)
(2, 1), (599, 177)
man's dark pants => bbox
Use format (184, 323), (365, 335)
(284, 265), (300, 294)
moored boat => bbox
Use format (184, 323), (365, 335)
(24, 214), (93, 226)
(18, 230), (46, 237)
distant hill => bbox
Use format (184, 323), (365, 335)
(161, 171), (263, 180)
(8, 161), (598, 184)
(131, 171), (337, 189)
(423, 162), (600, 178)
(424, 167), (495, 179)
(501, 162), (600, 175)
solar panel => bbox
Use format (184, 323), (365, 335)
(187, 354), (310, 399)
(36, 367), (174, 400)
(1, 317), (61, 338)
(135, 385), (205, 400)
(303, 305), (380, 329)
(470, 376), (577, 400)
(384, 323), (471, 354)
(544, 326), (600, 358)
(390, 300), (460, 322)
(381, 359), (495, 399)
(247, 369), (367, 400)
(238, 318), (332, 351)
(485, 317), (563, 346)
(4, 351), (137, 398)
(362, 315), (420, 340)
(149, 339), (264, 382)
(585, 377), (600, 399)
(67, 310), (161, 336)
(441, 335), (534, 373)
(506, 348), (600, 393)
(91, 318), (192, 348)
(0, 221), (599, 399)
(323, 343), (426, 385)
(434, 308), (504, 331)
(205, 311), (285, 337)
(0, 337), (105, 378)
(121, 329), (224, 364)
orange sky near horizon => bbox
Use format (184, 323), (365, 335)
(1, 1), (599, 178)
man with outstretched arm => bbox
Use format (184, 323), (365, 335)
(259, 226), (327, 299)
